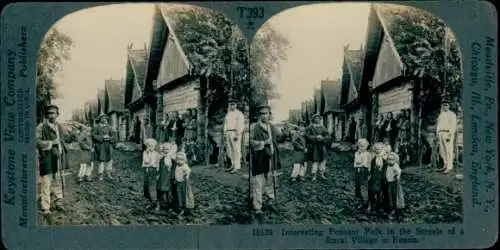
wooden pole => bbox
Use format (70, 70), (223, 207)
(417, 78), (423, 168)
(204, 76), (211, 166)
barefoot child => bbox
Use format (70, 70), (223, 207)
(77, 127), (95, 182)
(368, 143), (388, 214)
(290, 122), (308, 181)
(173, 152), (194, 215)
(157, 142), (177, 210)
(385, 152), (402, 217)
(354, 139), (371, 205)
(142, 138), (161, 210)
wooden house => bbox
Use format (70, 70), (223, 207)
(301, 101), (308, 124)
(319, 79), (343, 140)
(124, 45), (148, 142)
(313, 88), (322, 116)
(104, 78), (127, 140)
(287, 109), (302, 125)
(340, 45), (365, 141)
(306, 99), (315, 125)
(145, 4), (199, 142)
(84, 101), (92, 125)
(89, 99), (99, 125)
(359, 4), (434, 143)
(97, 88), (106, 117)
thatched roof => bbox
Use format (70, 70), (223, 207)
(321, 79), (342, 114)
(125, 48), (148, 106)
(105, 78), (126, 113)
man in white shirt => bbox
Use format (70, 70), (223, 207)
(436, 102), (457, 173)
(223, 99), (245, 173)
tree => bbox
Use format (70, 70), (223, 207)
(249, 22), (290, 119)
(36, 27), (73, 123)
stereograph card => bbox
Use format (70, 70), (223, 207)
(0, 0), (498, 249)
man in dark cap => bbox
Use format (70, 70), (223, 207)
(91, 113), (117, 181)
(36, 105), (68, 214)
(249, 105), (284, 214)
(223, 98), (245, 173)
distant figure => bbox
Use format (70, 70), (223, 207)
(36, 105), (68, 215)
(356, 118), (368, 142)
(383, 112), (398, 149)
(436, 102), (457, 173)
(348, 116), (357, 144)
(223, 99), (245, 173)
(305, 114), (330, 181)
(374, 114), (385, 142)
(290, 122), (308, 181)
(92, 114), (117, 181)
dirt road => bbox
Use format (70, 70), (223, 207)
(38, 149), (251, 226)
(256, 148), (463, 224)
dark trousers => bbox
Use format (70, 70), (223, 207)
(143, 168), (158, 202)
(355, 168), (368, 200)
(368, 188), (382, 209)
(387, 181), (397, 211)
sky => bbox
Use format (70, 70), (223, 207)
(52, 4), (155, 121)
(263, 3), (371, 122)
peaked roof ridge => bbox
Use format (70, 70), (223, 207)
(157, 4), (192, 71)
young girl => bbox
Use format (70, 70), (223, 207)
(173, 152), (194, 215)
(385, 152), (402, 218)
(290, 123), (308, 181)
(157, 142), (177, 210)
(368, 143), (388, 214)
(354, 139), (371, 205)
(77, 127), (94, 182)
(142, 138), (161, 210)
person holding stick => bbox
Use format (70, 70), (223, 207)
(249, 105), (284, 214)
(36, 105), (69, 215)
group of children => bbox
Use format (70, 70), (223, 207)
(142, 138), (194, 216)
(354, 138), (404, 218)
(286, 117), (404, 219)
(289, 115), (331, 182)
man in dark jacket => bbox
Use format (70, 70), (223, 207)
(249, 105), (284, 214)
(36, 105), (68, 215)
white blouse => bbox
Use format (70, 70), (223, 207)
(354, 151), (371, 169)
(175, 163), (192, 182)
(386, 164), (402, 182)
(142, 151), (161, 168)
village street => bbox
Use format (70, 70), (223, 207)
(38, 146), (251, 226)
(38, 142), (462, 226)
(254, 144), (463, 225)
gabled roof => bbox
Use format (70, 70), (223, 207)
(340, 46), (364, 106)
(105, 78), (126, 113)
(143, 4), (192, 92)
(360, 4), (455, 92)
(321, 79), (342, 113)
(124, 47), (148, 106)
